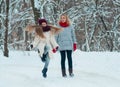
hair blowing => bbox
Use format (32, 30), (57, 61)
(35, 26), (45, 38)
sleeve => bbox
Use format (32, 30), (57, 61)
(32, 36), (40, 48)
(55, 34), (59, 43)
(71, 25), (77, 43)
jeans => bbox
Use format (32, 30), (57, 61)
(60, 50), (73, 70)
(44, 45), (50, 69)
(39, 45), (50, 69)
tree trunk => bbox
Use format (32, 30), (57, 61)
(99, 16), (113, 51)
(0, 0), (4, 37)
(4, 0), (9, 57)
(30, 0), (40, 24)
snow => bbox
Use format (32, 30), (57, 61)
(0, 50), (120, 87)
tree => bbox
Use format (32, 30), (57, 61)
(4, 0), (9, 57)
(30, 0), (40, 24)
(1, 0), (120, 52)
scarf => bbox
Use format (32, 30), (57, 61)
(59, 21), (69, 27)
(42, 26), (51, 32)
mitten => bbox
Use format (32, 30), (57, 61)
(52, 46), (59, 53)
(73, 43), (77, 51)
(52, 48), (56, 53)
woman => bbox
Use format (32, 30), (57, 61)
(56, 14), (77, 77)
(26, 19), (62, 78)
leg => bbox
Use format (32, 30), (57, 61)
(38, 42), (46, 57)
(41, 45), (49, 62)
(42, 45), (50, 78)
(44, 56), (50, 69)
(60, 51), (67, 77)
(42, 56), (50, 78)
(67, 50), (74, 77)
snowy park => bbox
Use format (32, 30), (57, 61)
(0, 0), (120, 87)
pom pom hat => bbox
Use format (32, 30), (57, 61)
(38, 19), (47, 25)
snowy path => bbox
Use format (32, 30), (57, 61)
(0, 50), (120, 87)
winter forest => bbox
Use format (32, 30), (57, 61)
(0, 0), (120, 57)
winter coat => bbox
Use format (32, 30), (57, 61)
(32, 32), (52, 58)
(31, 25), (62, 58)
(56, 25), (76, 51)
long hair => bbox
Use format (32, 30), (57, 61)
(58, 14), (71, 26)
(25, 25), (45, 38)
(35, 26), (45, 38)
(49, 25), (63, 34)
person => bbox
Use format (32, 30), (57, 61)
(38, 19), (60, 53)
(26, 19), (62, 78)
(26, 19), (62, 57)
(56, 14), (77, 77)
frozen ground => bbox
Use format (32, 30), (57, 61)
(0, 50), (120, 87)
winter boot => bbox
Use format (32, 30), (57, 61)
(42, 68), (48, 78)
(69, 68), (74, 77)
(62, 69), (67, 77)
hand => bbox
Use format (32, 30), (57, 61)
(52, 48), (56, 53)
(73, 43), (77, 51)
(30, 44), (33, 49)
(52, 46), (59, 53)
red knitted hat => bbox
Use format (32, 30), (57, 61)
(38, 19), (47, 25)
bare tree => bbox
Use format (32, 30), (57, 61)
(1, 0), (120, 52)
(4, 0), (9, 57)
(30, 0), (40, 24)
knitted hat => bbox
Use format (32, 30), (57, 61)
(38, 19), (47, 25)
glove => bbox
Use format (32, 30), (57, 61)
(52, 48), (56, 53)
(52, 46), (59, 53)
(30, 44), (33, 49)
(73, 43), (77, 51)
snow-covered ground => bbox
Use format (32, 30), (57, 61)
(0, 50), (120, 87)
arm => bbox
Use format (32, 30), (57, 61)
(71, 26), (77, 43)
(71, 26), (77, 51)
(31, 35), (41, 48)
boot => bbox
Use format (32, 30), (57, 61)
(42, 68), (48, 78)
(69, 68), (74, 77)
(62, 69), (67, 77)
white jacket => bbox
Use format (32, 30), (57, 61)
(32, 31), (58, 58)
(25, 24), (63, 58)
